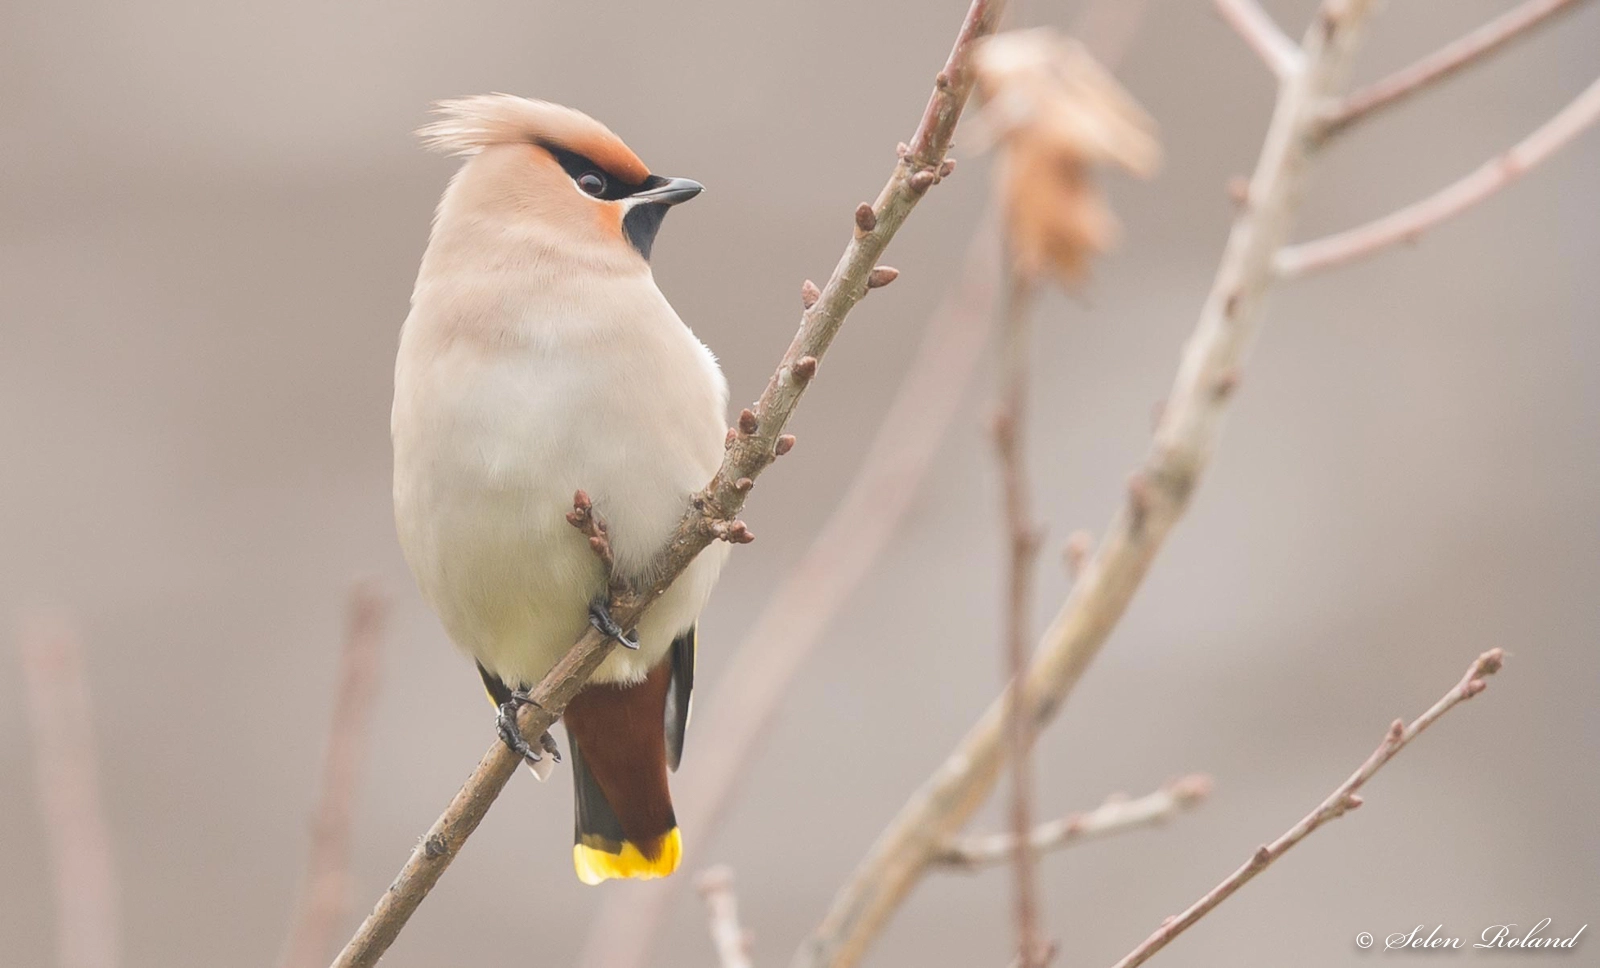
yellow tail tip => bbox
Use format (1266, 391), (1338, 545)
(573, 828), (682, 885)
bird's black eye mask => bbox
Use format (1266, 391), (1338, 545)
(539, 143), (665, 201)
(538, 143), (675, 260)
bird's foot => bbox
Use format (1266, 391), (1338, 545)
(589, 601), (639, 650)
(496, 690), (562, 765)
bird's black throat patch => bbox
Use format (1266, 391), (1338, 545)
(622, 203), (671, 261)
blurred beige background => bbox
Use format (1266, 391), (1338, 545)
(3, 1), (1598, 966)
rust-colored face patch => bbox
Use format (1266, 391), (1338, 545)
(517, 145), (629, 248)
(552, 129), (650, 186)
(591, 196), (626, 239)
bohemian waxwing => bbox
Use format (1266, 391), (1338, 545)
(392, 94), (728, 883)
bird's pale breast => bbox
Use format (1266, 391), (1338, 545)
(392, 274), (729, 688)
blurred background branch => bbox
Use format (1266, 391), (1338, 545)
(931, 775), (1212, 871)
(993, 250), (1047, 968)
(16, 589), (389, 968)
(1280, 74), (1600, 277)
(1321, 0), (1593, 135)
(787, 0), (1589, 959)
(276, 584), (386, 968)
(697, 866), (755, 968)
(16, 620), (120, 968)
(793, 2), (1382, 963)
(1213, 0), (1302, 79)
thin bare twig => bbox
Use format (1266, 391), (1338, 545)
(934, 774), (1212, 870)
(1109, 649), (1506, 968)
(17, 620), (120, 968)
(1213, 0), (1303, 80)
(576, 224), (1000, 968)
(794, 5), (1384, 965)
(1279, 75), (1600, 277)
(1321, 0), (1593, 136)
(994, 265), (1046, 967)
(330, 3), (1006, 965)
(277, 585), (386, 968)
(697, 867), (755, 968)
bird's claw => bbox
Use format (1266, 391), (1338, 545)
(496, 690), (562, 765)
(589, 601), (639, 650)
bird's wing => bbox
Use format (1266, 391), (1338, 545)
(664, 626), (695, 771)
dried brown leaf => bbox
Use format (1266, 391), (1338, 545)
(974, 29), (1160, 287)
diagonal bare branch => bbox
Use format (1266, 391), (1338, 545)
(1279, 75), (1600, 277)
(1321, 0), (1594, 137)
(1109, 650), (1505, 968)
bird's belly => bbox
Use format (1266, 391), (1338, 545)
(393, 345), (726, 687)
(397, 457), (601, 688)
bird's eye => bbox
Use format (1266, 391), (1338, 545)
(578, 172), (607, 197)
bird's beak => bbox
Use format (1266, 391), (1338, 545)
(633, 176), (704, 207)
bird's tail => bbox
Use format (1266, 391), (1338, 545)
(563, 669), (682, 884)
(567, 734), (681, 884)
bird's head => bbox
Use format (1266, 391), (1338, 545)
(419, 94), (702, 269)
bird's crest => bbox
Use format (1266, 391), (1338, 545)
(418, 94), (649, 184)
